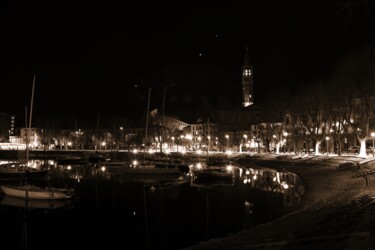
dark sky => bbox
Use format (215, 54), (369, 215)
(1, 1), (374, 127)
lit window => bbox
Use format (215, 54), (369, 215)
(244, 69), (251, 76)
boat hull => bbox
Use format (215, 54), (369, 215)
(1, 185), (73, 200)
(122, 166), (181, 175)
(0, 196), (71, 209)
(195, 171), (234, 182)
(0, 165), (48, 180)
(100, 161), (188, 175)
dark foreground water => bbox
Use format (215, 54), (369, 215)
(0, 159), (305, 250)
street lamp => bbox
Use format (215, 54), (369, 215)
(371, 132), (375, 158)
(179, 135), (185, 152)
(325, 136), (330, 156)
(225, 134), (229, 152)
(242, 134), (248, 153)
(120, 126), (123, 150)
(283, 132), (288, 154)
(273, 135), (277, 153)
(283, 132), (288, 153)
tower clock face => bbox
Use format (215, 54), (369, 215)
(244, 69), (251, 77)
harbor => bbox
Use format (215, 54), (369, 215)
(0, 150), (307, 250)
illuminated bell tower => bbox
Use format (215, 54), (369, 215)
(242, 46), (253, 107)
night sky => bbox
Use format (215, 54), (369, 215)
(1, 1), (374, 127)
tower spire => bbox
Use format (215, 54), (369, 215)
(241, 46), (254, 107)
(244, 46), (250, 65)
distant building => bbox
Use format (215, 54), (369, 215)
(152, 115), (189, 131)
(20, 128), (41, 148)
(0, 113), (12, 142)
(184, 120), (219, 150)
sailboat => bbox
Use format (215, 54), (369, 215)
(0, 185), (74, 200)
(0, 161), (48, 180)
(0, 75), (48, 180)
(0, 76), (74, 202)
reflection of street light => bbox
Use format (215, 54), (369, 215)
(325, 136), (330, 156)
(371, 132), (375, 158)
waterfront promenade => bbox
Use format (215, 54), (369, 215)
(185, 153), (375, 249)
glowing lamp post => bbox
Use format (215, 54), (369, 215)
(283, 132), (288, 153)
(325, 136), (330, 156)
(225, 134), (229, 152)
(273, 134), (279, 154)
(242, 134), (247, 153)
(371, 132), (375, 158)
(120, 126), (123, 150)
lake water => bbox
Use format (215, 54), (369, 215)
(0, 158), (305, 250)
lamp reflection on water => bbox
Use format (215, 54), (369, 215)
(241, 167), (305, 210)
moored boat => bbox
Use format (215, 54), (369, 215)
(99, 159), (191, 175)
(122, 161), (182, 175)
(56, 156), (88, 165)
(0, 196), (72, 209)
(0, 184), (74, 200)
(193, 163), (242, 183)
(0, 162), (48, 180)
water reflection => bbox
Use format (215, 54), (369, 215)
(242, 168), (305, 195)
(0, 195), (75, 250)
(0, 158), (306, 250)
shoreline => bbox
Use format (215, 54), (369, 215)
(185, 153), (375, 249)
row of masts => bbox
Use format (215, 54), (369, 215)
(144, 87), (211, 161)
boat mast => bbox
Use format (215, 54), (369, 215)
(29, 75), (36, 133)
(96, 112), (99, 151)
(161, 87), (166, 154)
(144, 88), (151, 162)
(26, 75), (36, 165)
(25, 105), (28, 164)
(207, 118), (210, 161)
